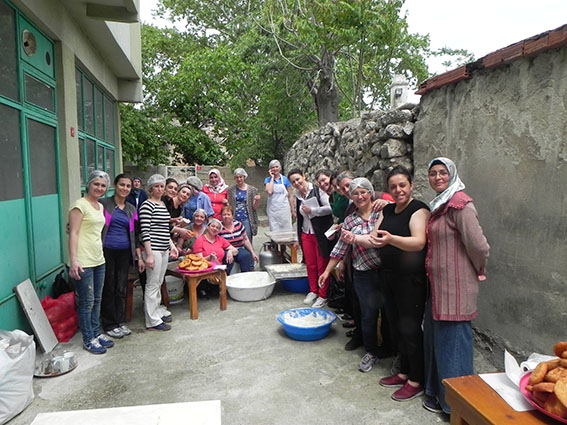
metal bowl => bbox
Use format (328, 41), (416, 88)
(226, 272), (276, 302)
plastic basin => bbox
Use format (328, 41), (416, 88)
(280, 277), (309, 293)
(226, 272), (276, 302)
(277, 308), (337, 341)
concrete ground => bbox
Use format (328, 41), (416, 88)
(10, 217), (496, 425)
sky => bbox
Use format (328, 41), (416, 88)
(139, 0), (567, 87)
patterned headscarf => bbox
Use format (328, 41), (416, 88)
(428, 157), (466, 213)
(206, 169), (228, 193)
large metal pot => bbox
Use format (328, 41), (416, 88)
(259, 242), (283, 270)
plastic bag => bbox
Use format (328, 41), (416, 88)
(0, 329), (35, 425)
(41, 292), (78, 342)
(52, 270), (73, 299)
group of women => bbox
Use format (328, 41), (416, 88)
(67, 167), (263, 353)
(312, 157), (490, 416)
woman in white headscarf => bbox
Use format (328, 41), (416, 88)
(422, 157), (490, 415)
(202, 168), (229, 221)
(264, 159), (295, 232)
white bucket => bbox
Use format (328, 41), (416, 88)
(165, 276), (184, 304)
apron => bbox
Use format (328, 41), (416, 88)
(267, 178), (292, 231)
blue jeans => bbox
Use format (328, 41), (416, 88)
(241, 219), (253, 244)
(226, 247), (254, 274)
(353, 269), (385, 355)
(71, 263), (106, 345)
(423, 295), (473, 414)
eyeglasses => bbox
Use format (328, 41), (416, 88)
(428, 170), (449, 178)
(351, 190), (370, 198)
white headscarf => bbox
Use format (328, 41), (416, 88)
(206, 169), (228, 193)
(428, 157), (465, 213)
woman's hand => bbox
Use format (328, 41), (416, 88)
(291, 209), (297, 219)
(222, 198), (229, 205)
(176, 228), (191, 239)
(252, 252), (259, 263)
(170, 245), (179, 260)
(340, 229), (356, 244)
(318, 271), (329, 288)
(225, 251), (234, 264)
(138, 258), (146, 273)
(300, 204), (311, 215)
(369, 229), (391, 248)
(145, 253), (155, 269)
(371, 199), (390, 212)
(69, 260), (83, 280)
(170, 217), (184, 226)
(337, 261), (345, 281)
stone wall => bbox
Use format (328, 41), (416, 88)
(414, 47), (567, 365)
(285, 105), (418, 193)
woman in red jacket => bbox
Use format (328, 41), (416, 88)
(422, 157), (490, 415)
(202, 169), (228, 220)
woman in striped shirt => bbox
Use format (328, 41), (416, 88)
(219, 205), (258, 274)
(139, 174), (179, 331)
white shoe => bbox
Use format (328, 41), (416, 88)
(303, 292), (318, 305)
(312, 297), (327, 308)
(106, 328), (123, 339)
(119, 324), (132, 336)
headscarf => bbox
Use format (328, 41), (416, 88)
(206, 169), (228, 193)
(233, 168), (248, 178)
(86, 170), (110, 193)
(428, 157), (465, 213)
(349, 177), (374, 198)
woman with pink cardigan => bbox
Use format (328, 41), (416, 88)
(422, 157), (490, 416)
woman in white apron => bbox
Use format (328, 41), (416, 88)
(264, 159), (295, 231)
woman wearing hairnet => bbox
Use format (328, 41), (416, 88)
(264, 160), (295, 232)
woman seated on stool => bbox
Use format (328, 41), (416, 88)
(192, 219), (239, 297)
(218, 205), (259, 274)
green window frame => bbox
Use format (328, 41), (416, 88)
(75, 67), (117, 188)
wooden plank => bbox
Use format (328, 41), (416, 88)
(14, 279), (58, 353)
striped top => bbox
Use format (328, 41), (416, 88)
(219, 220), (246, 247)
(139, 200), (171, 251)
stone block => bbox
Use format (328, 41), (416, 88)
(380, 139), (408, 159)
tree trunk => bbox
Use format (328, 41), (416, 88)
(309, 48), (339, 127)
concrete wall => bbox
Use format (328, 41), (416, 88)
(413, 46), (567, 360)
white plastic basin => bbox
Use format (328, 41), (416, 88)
(226, 272), (276, 302)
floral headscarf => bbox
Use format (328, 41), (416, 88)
(206, 169), (228, 193)
(428, 157), (465, 213)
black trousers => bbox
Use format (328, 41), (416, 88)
(101, 248), (131, 331)
(382, 269), (426, 382)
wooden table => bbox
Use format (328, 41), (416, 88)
(165, 265), (227, 320)
(444, 374), (558, 425)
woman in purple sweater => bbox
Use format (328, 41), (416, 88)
(422, 157), (490, 415)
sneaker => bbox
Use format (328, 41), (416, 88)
(359, 353), (378, 373)
(161, 315), (172, 323)
(119, 324), (132, 336)
(423, 397), (444, 413)
(83, 338), (106, 354)
(106, 328), (124, 339)
(147, 323), (171, 331)
(391, 382), (424, 401)
(390, 353), (402, 375)
(379, 374), (408, 388)
(97, 334), (115, 348)
(311, 297), (327, 308)
(303, 292), (317, 305)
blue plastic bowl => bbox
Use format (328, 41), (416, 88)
(277, 308), (337, 341)
(280, 277), (309, 293)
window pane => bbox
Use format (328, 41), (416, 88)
(0, 104), (23, 201)
(84, 78), (94, 135)
(79, 138), (85, 185)
(104, 96), (114, 143)
(95, 88), (103, 138)
(25, 73), (54, 111)
(97, 145), (104, 171)
(0, 3), (18, 100)
(105, 149), (114, 179)
(28, 119), (56, 196)
(86, 138), (95, 176)
(75, 69), (83, 130)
